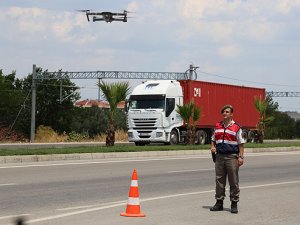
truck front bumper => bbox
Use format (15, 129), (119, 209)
(128, 129), (169, 143)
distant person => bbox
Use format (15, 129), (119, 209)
(210, 105), (245, 214)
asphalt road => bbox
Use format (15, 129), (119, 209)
(0, 151), (299, 225)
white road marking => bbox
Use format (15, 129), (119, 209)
(56, 200), (127, 211)
(0, 156), (211, 169)
(0, 183), (16, 187)
(0, 214), (31, 220)
(246, 151), (300, 156)
(24, 180), (300, 224)
(1, 151), (299, 169)
(240, 181), (300, 189)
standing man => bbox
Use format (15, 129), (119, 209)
(210, 104), (245, 214)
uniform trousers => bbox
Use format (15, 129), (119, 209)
(214, 153), (240, 202)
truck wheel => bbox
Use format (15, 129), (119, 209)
(248, 131), (255, 143)
(196, 130), (207, 145)
(242, 130), (248, 143)
(169, 130), (179, 145)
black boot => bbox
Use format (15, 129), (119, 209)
(231, 201), (238, 214)
(210, 200), (223, 211)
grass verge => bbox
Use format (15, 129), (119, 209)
(1, 141), (300, 156)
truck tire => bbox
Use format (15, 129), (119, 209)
(248, 131), (256, 143)
(169, 129), (179, 145)
(196, 130), (207, 145)
(135, 142), (146, 146)
(242, 130), (248, 143)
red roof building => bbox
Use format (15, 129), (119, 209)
(75, 99), (125, 109)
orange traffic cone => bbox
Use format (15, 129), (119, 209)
(120, 169), (146, 217)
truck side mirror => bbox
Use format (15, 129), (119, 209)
(124, 100), (129, 113)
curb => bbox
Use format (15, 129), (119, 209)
(1, 147), (300, 164)
(0, 142), (132, 149)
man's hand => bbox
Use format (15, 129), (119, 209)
(238, 157), (244, 167)
(211, 147), (216, 153)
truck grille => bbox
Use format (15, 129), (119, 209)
(132, 118), (157, 130)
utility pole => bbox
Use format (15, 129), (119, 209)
(60, 80), (63, 104)
(30, 64), (36, 142)
(189, 65), (193, 80)
(98, 78), (102, 101)
(188, 64), (199, 80)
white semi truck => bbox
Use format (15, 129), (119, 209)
(127, 80), (183, 145)
(126, 79), (265, 145)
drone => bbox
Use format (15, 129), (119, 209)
(78, 10), (129, 23)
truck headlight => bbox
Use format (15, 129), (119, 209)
(128, 132), (133, 138)
(156, 132), (163, 138)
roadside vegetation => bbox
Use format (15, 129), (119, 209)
(1, 68), (300, 145)
(1, 141), (300, 156)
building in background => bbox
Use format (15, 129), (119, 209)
(75, 99), (125, 109)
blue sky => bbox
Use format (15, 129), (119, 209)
(1, 0), (300, 111)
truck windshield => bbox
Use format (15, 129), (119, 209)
(129, 95), (165, 110)
(129, 99), (165, 109)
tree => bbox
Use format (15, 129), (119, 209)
(254, 96), (274, 143)
(265, 93), (279, 116)
(0, 68), (81, 138)
(265, 111), (296, 139)
(176, 101), (201, 145)
(0, 70), (28, 139)
(70, 106), (108, 137)
(295, 120), (300, 138)
(21, 69), (80, 135)
(97, 81), (130, 146)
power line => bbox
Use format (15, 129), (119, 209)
(0, 90), (24, 92)
(198, 70), (300, 88)
(10, 89), (32, 130)
(35, 82), (81, 88)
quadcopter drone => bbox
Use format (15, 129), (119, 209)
(78, 10), (129, 23)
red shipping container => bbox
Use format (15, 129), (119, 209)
(179, 80), (265, 129)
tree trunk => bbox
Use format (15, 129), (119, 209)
(257, 123), (264, 144)
(106, 120), (115, 147)
(186, 125), (195, 145)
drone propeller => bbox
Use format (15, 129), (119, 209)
(123, 10), (135, 14)
(76, 9), (92, 21)
(76, 9), (91, 12)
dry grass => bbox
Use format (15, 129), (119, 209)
(35, 125), (68, 143)
(35, 125), (128, 143)
(94, 130), (128, 142)
(115, 129), (128, 141)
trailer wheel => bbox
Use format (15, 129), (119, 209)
(169, 129), (179, 145)
(196, 130), (207, 145)
(248, 131), (256, 143)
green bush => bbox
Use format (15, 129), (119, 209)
(67, 131), (89, 142)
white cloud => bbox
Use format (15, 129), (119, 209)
(8, 7), (48, 34)
(52, 13), (73, 41)
(218, 44), (240, 58)
(176, 0), (288, 44)
(275, 0), (300, 14)
(127, 1), (140, 12)
(179, 0), (241, 19)
(239, 19), (278, 42)
(0, 6), (97, 45)
(151, 0), (167, 8)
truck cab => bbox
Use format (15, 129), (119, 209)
(127, 80), (183, 145)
